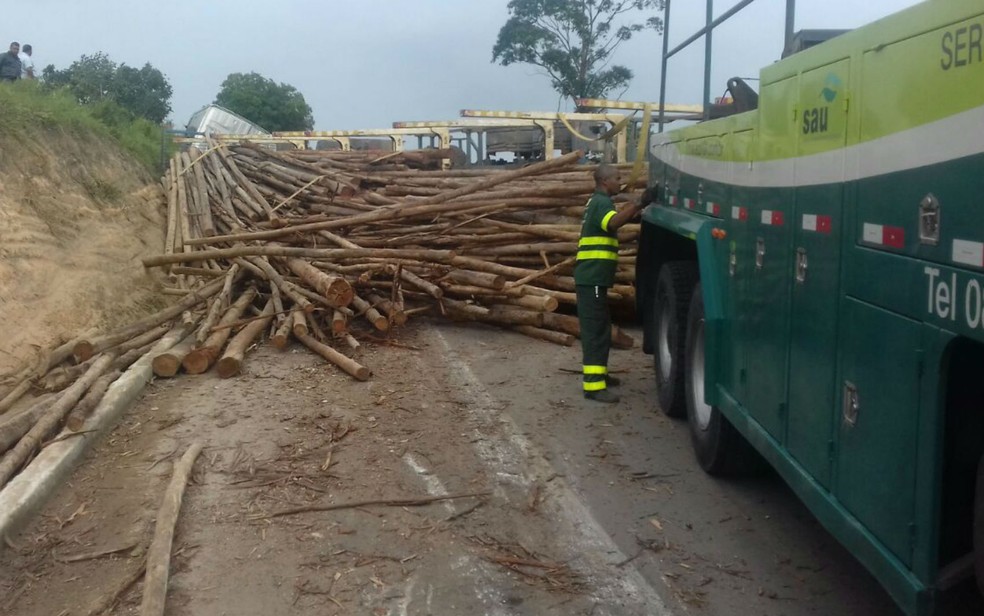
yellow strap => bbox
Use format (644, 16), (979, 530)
(626, 103), (653, 187)
(583, 380), (607, 392)
(583, 365), (608, 375)
(600, 210), (617, 232)
(579, 236), (618, 247)
(577, 250), (619, 261)
(558, 112), (635, 143)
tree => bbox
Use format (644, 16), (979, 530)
(213, 72), (314, 132)
(42, 53), (173, 123)
(492, 0), (664, 104)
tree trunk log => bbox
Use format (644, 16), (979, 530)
(139, 442), (204, 616)
(216, 300), (275, 378)
(182, 287), (258, 375)
(284, 258), (354, 308)
(513, 326), (575, 346)
(152, 333), (197, 378)
(297, 333), (371, 381)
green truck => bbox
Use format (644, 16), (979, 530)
(636, 0), (984, 613)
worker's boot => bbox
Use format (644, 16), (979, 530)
(605, 375), (621, 388)
(584, 389), (620, 404)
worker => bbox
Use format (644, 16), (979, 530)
(19, 44), (34, 80)
(575, 164), (652, 403)
(0, 42), (21, 82)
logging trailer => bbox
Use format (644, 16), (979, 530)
(636, 0), (984, 614)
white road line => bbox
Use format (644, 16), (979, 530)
(402, 453), (456, 514)
(434, 329), (675, 616)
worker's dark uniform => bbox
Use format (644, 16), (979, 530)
(574, 190), (619, 393)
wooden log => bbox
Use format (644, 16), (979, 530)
(350, 295), (388, 331)
(513, 326), (576, 347)
(498, 294), (559, 312)
(399, 268), (443, 299)
(140, 442), (204, 616)
(441, 283), (524, 299)
(196, 264), (241, 345)
(271, 314), (292, 350)
(366, 293), (407, 326)
(245, 257), (314, 314)
(213, 138), (275, 219)
(170, 266), (224, 278)
(297, 333), (371, 381)
(445, 269), (505, 290)
(0, 353), (116, 489)
(190, 149), (215, 236)
(152, 332), (197, 378)
(442, 298), (490, 320)
(340, 333), (360, 351)
(486, 306), (545, 327)
(143, 246), (455, 268)
(64, 370), (120, 431)
(0, 380), (33, 417)
(612, 326), (636, 350)
(0, 394), (53, 454)
(284, 258), (354, 308)
(331, 310), (347, 335)
(72, 276), (227, 362)
(164, 158), (179, 256)
(216, 300), (275, 378)
(182, 287), (258, 375)
(291, 309), (309, 338)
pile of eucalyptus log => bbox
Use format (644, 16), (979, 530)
(142, 140), (645, 377)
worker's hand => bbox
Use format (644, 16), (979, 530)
(639, 186), (658, 207)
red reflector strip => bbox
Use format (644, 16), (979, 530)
(731, 206), (748, 222)
(705, 202), (720, 216)
(761, 210), (784, 226)
(802, 214), (832, 234)
(953, 239), (984, 268)
(862, 223), (906, 249)
(683, 198), (695, 210)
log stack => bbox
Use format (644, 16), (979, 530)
(147, 141), (642, 372)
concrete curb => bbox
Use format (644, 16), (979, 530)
(0, 328), (188, 546)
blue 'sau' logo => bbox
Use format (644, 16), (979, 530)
(820, 74), (842, 103)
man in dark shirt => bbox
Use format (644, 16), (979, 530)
(574, 164), (651, 403)
(0, 42), (22, 82)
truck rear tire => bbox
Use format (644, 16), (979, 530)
(653, 262), (699, 418)
(685, 284), (763, 476)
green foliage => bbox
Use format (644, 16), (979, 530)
(42, 52), (173, 124)
(0, 79), (168, 171)
(492, 0), (664, 103)
(214, 72), (315, 132)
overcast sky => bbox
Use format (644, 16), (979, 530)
(5, 0), (922, 130)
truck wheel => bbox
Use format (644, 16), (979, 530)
(653, 262), (699, 418)
(685, 284), (762, 476)
(975, 456), (984, 594)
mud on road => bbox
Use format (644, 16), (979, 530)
(0, 322), (937, 615)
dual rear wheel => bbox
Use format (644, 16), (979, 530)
(652, 262), (761, 476)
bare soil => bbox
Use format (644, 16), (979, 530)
(0, 130), (166, 376)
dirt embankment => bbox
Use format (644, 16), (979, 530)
(0, 128), (166, 375)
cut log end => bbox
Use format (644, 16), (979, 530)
(73, 341), (95, 363)
(181, 349), (214, 375)
(151, 355), (182, 378)
(216, 357), (241, 379)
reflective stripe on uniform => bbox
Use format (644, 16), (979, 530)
(578, 236), (618, 247)
(583, 365), (608, 375)
(600, 210), (617, 232)
(576, 250), (619, 261)
(583, 380), (607, 392)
